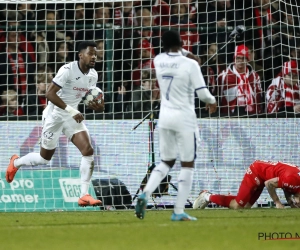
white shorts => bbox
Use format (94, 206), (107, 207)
(159, 127), (199, 162)
(41, 113), (88, 150)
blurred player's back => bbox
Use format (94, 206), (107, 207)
(154, 53), (206, 130)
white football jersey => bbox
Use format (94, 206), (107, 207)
(48, 61), (98, 116)
(154, 52), (215, 130)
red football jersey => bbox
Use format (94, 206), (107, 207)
(251, 160), (300, 193)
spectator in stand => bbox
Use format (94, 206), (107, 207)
(247, 44), (264, 83)
(161, 0), (199, 53)
(17, 3), (36, 41)
(197, 43), (226, 116)
(76, 4), (111, 51)
(244, 0), (280, 88)
(266, 60), (300, 114)
(132, 69), (160, 116)
(115, 39), (155, 115)
(66, 3), (86, 42)
(218, 45), (263, 116)
(95, 40), (105, 89)
(132, 39), (155, 88)
(197, 0), (243, 61)
(0, 89), (24, 116)
(205, 43), (225, 96)
(24, 70), (53, 116)
(273, 2), (300, 77)
(49, 41), (72, 73)
(114, 7), (158, 109)
(43, 10), (72, 52)
(182, 0), (197, 22)
(0, 26), (35, 103)
(34, 31), (50, 68)
(94, 4), (111, 28)
(152, 0), (170, 25)
(134, 7), (161, 55)
(113, 1), (138, 27)
(0, 10), (36, 62)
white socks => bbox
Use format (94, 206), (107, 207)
(14, 153), (94, 198)
(174, 167), (194, 215)
(143, 162), (170, 199)
(80, 155), (94, 197)
(14, 153), (49, 168)
(204, 192), (211, 202)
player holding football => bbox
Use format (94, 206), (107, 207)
(6, 41), (104, 207)
(193, 160), (300, 209)
(135, 30), (217, 221)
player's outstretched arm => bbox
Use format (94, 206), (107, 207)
(265, 178), (285, 209)
(87, 99), (105, 112)
(46, 82), (83, 123)
(190, 61), (217, 114)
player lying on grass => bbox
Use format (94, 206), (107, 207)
(6, 41), (104, 207)
(193, 160), (300, 209)
(135, 30), (217, 221)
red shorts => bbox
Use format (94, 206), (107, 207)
(235, 166), (265, 207)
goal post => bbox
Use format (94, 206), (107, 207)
(0, 0), (299, 212)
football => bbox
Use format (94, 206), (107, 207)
(83, 87), (103, 105)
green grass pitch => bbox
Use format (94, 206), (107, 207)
(1, 209), (299, 250)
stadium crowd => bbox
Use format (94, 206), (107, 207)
(0, 0), (299, 119)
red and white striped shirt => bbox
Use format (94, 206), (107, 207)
(266, 76), (300, 113)
(218, 63), (262, 114)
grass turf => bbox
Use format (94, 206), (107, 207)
(0, 209), (299, 250)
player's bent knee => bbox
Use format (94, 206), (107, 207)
(229, 200), (244, 210)
(38, 155), (50, 165)
(162, 159), (176, 168)
(81, 146), (94, 156)
(181, 161), (194, 168)
(244, 203), (252, 209)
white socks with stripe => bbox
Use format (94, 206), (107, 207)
(174, 167), (194, 215)
(14, 153), (49, 168)
(143, 162), (170, 199)
(80, 155), (94, 197)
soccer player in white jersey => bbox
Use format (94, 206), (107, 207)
(6, 41), (104, 207)
(135, 30), (217, 221)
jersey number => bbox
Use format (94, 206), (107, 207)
(162, 75), (173, 100)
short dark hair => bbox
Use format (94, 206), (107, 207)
(78, 41), (97, 53)
(162, 30), (181, 51)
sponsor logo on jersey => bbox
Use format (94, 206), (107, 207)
(73, 87), (88, 92)
(76, 77), (80, 80)
(283, 182), (300, 189)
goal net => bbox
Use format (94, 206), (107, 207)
(0, 0), (299, 211)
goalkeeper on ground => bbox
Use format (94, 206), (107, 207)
(193, 160), (300, 209)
